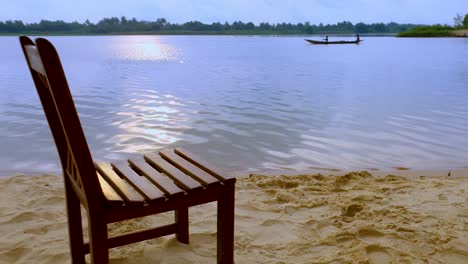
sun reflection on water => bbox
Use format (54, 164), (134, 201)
(110, 36), (178, 61)
(111, 91), (191, 153)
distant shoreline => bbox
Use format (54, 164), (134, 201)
(453, 29), (468, 37)
(397, 25), (468, 38)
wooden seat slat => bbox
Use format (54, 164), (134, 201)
(174, 148), (236, 183)
(129, 159), (184, 196)
(95, 162), (144, 204)
(112, 162), (166, 202)
(160, 149), (219, 185)
(144, 153), (202, 191)
(97, 173), (124, 205)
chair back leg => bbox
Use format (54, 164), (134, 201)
(65, 177), (85, 264)
(87, 215), (109, 264)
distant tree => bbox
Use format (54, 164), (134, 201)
(372, 23), (387, 33)
(245, 22), (255, 30)
(463, 14), (468, 27)
(121, 16), (128, 25)
(84, 19), (92, 26)
(454, 13), (463, 27)
(355, 22), (369, 33)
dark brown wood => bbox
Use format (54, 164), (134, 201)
(105, 184), (222, 224)
(145, 153), (203, 190)
(129, 159), (184, 196)
(64, 176), (86, 264)
(175, 208), (189, 244)
(83, 224), (178, 254)
(160, 149), (219, 185)
(175, 148), (236, 183)
(20, 36), (236, 264)
(87, 214), (108, 263)
(217, 183), (235, 264)
(112, 162), (166, 202)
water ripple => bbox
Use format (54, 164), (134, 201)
(1, 36), (467, 176)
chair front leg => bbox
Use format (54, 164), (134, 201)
(64, 177), (85, 264)
(175, 207), (189, 244)
(87, 212), (109, 264)
(217, 183), (235, 264)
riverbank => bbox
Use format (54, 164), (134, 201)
(1, 170), (467, 263)
(397, 25), (468, 37)
(453, 29), (468, 37)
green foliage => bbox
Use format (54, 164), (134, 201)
(464, 14), (468, 27)
(0, 17), (417, 35)
(397, 25), (454, 37)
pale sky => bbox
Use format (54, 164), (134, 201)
(0, 0), (466, 25)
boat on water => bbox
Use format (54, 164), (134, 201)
(305, 39), (363, 45)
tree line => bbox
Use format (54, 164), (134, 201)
(0, 17), (418, 35)
(453, 13), (468, 28)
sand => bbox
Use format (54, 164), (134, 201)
(1, 171), (467, 263)
(453, 29), (468, 37)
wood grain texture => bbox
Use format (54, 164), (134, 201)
(129, 159), (184, 196)
(160, 149), (219, 186)
(112, 162), (165, 202)
(95, 162), (144, 204)
(144, 153), (202, 191)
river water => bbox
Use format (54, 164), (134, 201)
(0, 35), (467, 176)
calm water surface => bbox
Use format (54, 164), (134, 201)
(0, 36), (467, 176)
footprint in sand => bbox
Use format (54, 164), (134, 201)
(358, 228), (385, 244)
(366, 245), (392, 264)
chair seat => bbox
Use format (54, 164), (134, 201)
(95, 148), (235, 208)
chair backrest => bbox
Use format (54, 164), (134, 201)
(19, 36), (104, 207)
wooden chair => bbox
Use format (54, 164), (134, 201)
(19, 36), (236, 264)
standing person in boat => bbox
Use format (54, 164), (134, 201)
(324, 36), (328, 43)
(356, 33), (360, 42)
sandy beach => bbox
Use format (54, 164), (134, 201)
(1, 170), (467, 263)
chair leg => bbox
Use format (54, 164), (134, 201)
(217, 183), (235, 264)
(175, 207), (189, 244)
(64, 177), (85, 264)
(87, 213), (109, 264)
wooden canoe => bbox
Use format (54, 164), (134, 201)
(305, 39), (363, 45)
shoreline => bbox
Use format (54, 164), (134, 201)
(245, 167), (468, 179)
(453, 29), (468, 37)
(3, 167), (468, 179)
